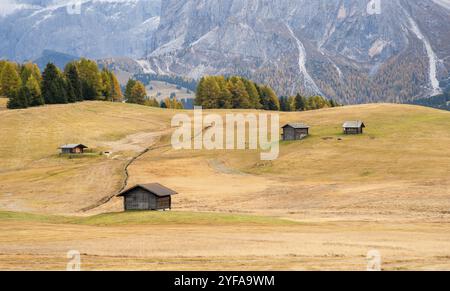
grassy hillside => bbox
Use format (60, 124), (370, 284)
(1, 102), (450, 271)
(0, 102), (449, 219)
(0, 102), (176, 214)
(127, 104), (450, 221)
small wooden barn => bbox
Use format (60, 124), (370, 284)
(343, 121), (366, 134)
(118, 183), (178, 211)
(59, 144), (88, 154)
(282, 123), (310, 141)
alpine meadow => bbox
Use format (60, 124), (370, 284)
(0, 0), (449, 274)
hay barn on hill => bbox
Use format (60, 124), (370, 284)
(282, 123), (310, 141)
(59, 144), (88, 154)
(118, 183), (178, 211)
(343, 121), (366, 134)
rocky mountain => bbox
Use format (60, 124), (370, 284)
(2, 0), (450, 104)
(34, 49), (79, 70)
(0, 0), (161, 61)
(144, 0), (450, 103)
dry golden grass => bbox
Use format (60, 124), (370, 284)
(1, 216), (450, 270)
(0, 102), (449, 270)
(0, 98), (7, 111)
(0, 102), (176, 214)
(124, 104), (450, 222)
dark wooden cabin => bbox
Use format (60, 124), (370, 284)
(282, 123), (310, 141)
(59, 144), (88, 154)
(118, 183), (178, 211)
(343, 121), (366, 135)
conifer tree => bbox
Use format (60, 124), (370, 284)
(110, 72), (123, 102)
(7, 86), (29, 109)
(127, 81), (147, 105)
(295, 93), (306, 111)
(100, 69), (113, 101)
(0, 62), (22, 98)
(124, 79), (137, 102)
(242, 78), (262, 109)
(42, 63), (68, 104)
(228, 77), (251, 109)
(20, 63), (41, 85)
(26, 75), (44, 107)
(76, 58), (102, 100)
(64, 63), (83, 101)
(259, 86), (279, 111)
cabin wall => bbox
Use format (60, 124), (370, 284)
(344, 127), (363, 134)
(294, 128), (308, 139)
(124, 188), (156, 210)
(283, 128), (296, 140)
(157, 196), (171, 210)
(283, 128), (308, 140)
(124, 189), (171, 211)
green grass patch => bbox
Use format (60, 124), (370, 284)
(0, 210), (299, 227)
(0, 211), (74, 224)
(58, 152), (103, 160)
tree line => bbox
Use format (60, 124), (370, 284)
(0, 59), (122, 109)
(196, 76), (280, 110)
(279, 94), (339, 112)
(196, 75), (339, 111)
(410, 88), (450, 111)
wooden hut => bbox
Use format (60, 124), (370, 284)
(282, 123), (310, 141)
(118, 183), (178, 211)
(59, 144), (88, 154)
(343, 121), (366, 134)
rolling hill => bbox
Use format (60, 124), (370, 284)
(0, 102), (449, 270)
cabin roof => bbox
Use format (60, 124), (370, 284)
(342, 121), (365, 128)
(59, 144), (88, 149)
(282, 123), (310, 129)
(118, 183), (178, 197)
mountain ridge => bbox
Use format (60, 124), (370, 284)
(1, 0), (450, 104)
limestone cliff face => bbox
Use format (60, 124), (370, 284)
(0, 0), (161, 61)
(2, 0), (450, 103)
(146, 0), (450, 103)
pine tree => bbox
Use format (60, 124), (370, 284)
(242, 78), (262, 109)
(228, 77), (251, 109)
(260, 86), (280, 111)
(20, 62), (41, 85)
(64, 63), (83, 101)
(100, 69), (113, 101)
(0, 62), (22, 98)
(76, 58), (102, 100)
(124, 79), (137, 102)
(26, 75), (44, 107)
(110, 72), (123, 102)
(7, 86), (29, 109)
(42, 63), (67, 104)
(127, 81), (147, 105)
(216, 76), (232, 109)
(195, 76), (222, 108)
(66, 79), (77, 103)
(295, 93), (306, 111)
